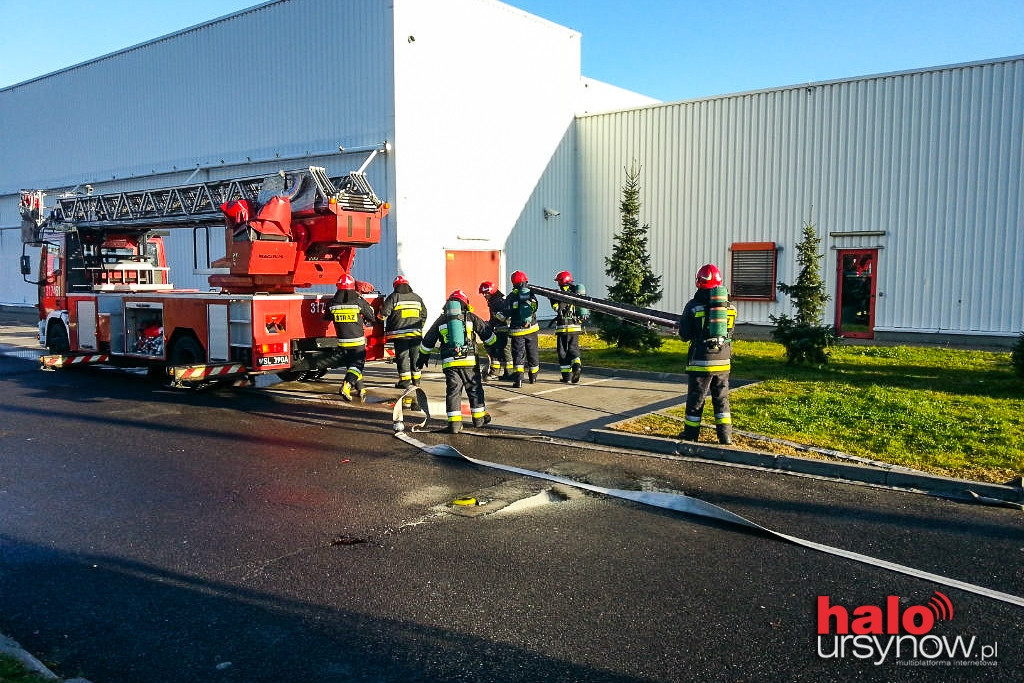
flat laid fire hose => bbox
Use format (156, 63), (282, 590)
(391, 388), (1024, 610)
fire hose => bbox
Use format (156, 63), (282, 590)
(391, 388), (1024, 610)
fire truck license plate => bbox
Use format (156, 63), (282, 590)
(258, 355), (289, 367)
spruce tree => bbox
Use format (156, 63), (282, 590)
(770, 213), (838, 364)
(594, 162), (663, 350)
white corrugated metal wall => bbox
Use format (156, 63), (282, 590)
(0, 0), (397, 303)
(574, 56), (1024, 337)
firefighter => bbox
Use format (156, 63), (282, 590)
(378, 275), (427, 388)
(678, 263), (737, 444)
(325, 273), (376, 402)
(504, 270), (540, 388)
(479, 280), (513, 380)
(417, 290), (497, 434)
(550, 270), (588, 383)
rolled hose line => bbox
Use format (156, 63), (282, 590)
(391, 387), (1024, 610)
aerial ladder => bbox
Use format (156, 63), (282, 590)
(20, 147), (391, 385)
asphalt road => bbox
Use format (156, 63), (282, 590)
(0, 353), (1022, 682)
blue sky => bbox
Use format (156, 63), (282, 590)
(2, 0), (1022, 101)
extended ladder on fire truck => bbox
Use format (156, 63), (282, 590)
(20, 147), (391, 387)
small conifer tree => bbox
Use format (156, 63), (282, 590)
(594, 162), (663, 350)
(770, 212), (838, 364)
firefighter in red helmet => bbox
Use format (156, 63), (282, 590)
(417, 289), (497, 433)
(479, 280), (513, 380)
(504, 270), (540, 388)
(678, 264), (737, 444)
(550, 270), (588, 383)
(378, 274), (427, 389)
(325, 273), (376, 401)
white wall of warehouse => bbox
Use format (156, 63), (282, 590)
(389, 0), (584, 316)
(572, 56), (1024, 338)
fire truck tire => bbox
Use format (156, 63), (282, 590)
(169, 336), (205, 365)
(46, 321), (70, 353)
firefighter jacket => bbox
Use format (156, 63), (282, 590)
(419, 308), (497, 369)
(325, 290), (376, 348)
(377, 283), (427, 340)
(505, 286), (539, 336)
(678, 288), (737, 374)
(485, 291), (509, 332)
(551, 284), (586, 334)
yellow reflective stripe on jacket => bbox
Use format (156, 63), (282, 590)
(554, 323), (583, 333)
(686, 359), (731, 373)
(336, 336), (367, 347)
(509, 323), (539, 336)
(441, 356), (479, 368)
(385, 329), (422, 340)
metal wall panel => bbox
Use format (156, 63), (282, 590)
(575, 57), (1024, 336)
(0, 0), (398, 302)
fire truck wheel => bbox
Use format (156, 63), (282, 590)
(47, 321), (70, 353)
(169, 336), (204, 365)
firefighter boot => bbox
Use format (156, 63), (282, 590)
(447, 420), (463, 434)
(680, 425), (700, 442)
(340, 381), (353, 402)
(512, 373), (523, 388)
(472, 413), (492, 428)
(395, 380), (411, 389)
(528, 370), (538, 384)
(716, 425), (732, 445)
(571, 364), (581, 384)
(560, 372), (570, 383)
(498, 366), (513, 381)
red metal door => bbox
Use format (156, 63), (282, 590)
(445, 250), (501, 315)
(835, 249), (877, 339)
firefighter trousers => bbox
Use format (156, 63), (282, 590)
(487, 331), (512, 374)
(392, 337), (422, 386)
(336, 345), (367, 389)
(444, 365), (487, 425)
(510, 331), (539, 379)
(555, 331), (581, 378)
(682, 372), (731, 444)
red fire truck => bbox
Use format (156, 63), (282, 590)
(19, 149), (390, 387)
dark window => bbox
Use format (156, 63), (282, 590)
(730, 242), (777, 301)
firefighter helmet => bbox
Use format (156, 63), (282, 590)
(479, 281), (496, 295)
(337, 274), (356, 290)
(393, 275), (409, 288)
(448, 289), (469, 306)
(695, 264), (723, 289)
(511, 270), (529, 287)
(554, 270), (573, 286)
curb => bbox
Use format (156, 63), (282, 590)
(589, 428), (1024, 506)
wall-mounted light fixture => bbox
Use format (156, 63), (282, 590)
(543, 207), (560, 220)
